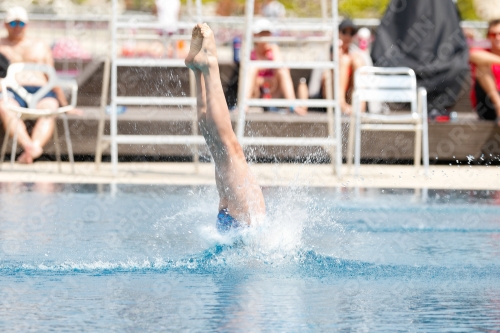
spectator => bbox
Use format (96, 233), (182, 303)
(335, 19), (365, 114)
(307, 19), (366, 114)
(469, 19), (500, 126)
(246, 18), (307, 115)
(0, 7), (79, 164)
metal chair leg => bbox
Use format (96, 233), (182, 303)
(422, 120), (430, 176)
(419, 87), (430, 177)
(346, 95), (357, 169)
(53, 118), (62, 172)
(95, 56), (111, 171)
(62, 114), (75, 174)
(0, 119), (14, 170)
(414, 124), (422, 169)
(354, 103), (362, 176)
(10, 114), (21, 169)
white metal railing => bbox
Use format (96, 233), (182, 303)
(1, 10), (488, 61)
(236, 0), (342, 177)
(98, 0), (206, 174)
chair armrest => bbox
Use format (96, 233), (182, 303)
(55, 78), (78, 110)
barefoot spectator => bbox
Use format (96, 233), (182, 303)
(308, 19), (366, 115)
(0, 7), (78, 164)
(246, 18), (307, 115)
(470, 19), (500, 126)
(335, 19), (365, 115)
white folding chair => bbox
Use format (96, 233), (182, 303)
(346, 66), (429, 176)
(0, 63), (78, 172)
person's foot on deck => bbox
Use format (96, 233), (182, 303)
(185, 23), (218, 72)
(17, 143), (42, 164)
(17, 143), (43, 164)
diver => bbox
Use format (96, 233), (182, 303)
(185, 23), (266, 232)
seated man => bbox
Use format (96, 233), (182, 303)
(246, 18), (307, 115)
(185, 23), (265, 229)
(0, 7), (77, 164)
(470, 19), (500, 126)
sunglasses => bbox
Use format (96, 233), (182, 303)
(488, 32), (500, 38)
(8, 21), (26, 28)
(341, 29), (355, 37)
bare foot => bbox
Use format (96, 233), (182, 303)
(17, 143), (43, 164)
(185, 23), (218, 72)
(294, 106), (308, 116)
(16, 151), (33, 164)
(67, 108), (84, 116)
(185, 24), (203, 70)
(341, 102), (352, 115)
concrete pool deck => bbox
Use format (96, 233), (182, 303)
(0, 162), (498, 190)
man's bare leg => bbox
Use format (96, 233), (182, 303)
(338, 53), (353, 114)
(186, 23), (265, 224)
(14, 97), (58, 163)
(0, 99), (42, 163)
(25, 98), (59, 161)
(275, 68), (307, 115)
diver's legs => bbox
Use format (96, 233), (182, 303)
(186, 24), (265, 223)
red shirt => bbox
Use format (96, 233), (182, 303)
(251, 49), (275, 78)
(470, 47), (500, 107)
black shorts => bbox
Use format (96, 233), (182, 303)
(474, 82), (498, 121)
(0, 86), (57, 109)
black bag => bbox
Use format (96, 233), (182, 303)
(371, 0), (470, 114)
(0, 52), (9, 78)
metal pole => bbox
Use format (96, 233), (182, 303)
(321, 0), (328, 23)
(236, 0), (255, 140)
(187, 0), (193, 19)
(189, 70), (199, 173)
(196, 0), (202, 22)
(332, 0), (342, 178)
(95, 56), (111, 170)
(111, 0), (118, 174)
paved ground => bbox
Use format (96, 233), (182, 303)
(0, 161), (498, 190)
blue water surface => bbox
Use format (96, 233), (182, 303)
(0, 183), (499, 332)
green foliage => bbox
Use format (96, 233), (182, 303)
(68, 0), (480, 20)
(125, 0), (156, 11)
(339, 0), (391, 18)
(339, 0), (479, 20)
(456, 0), (479, 20)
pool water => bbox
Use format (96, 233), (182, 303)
(1, 183), (500, 332)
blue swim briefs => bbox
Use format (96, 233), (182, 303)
(216, 208), (242, 233)
(2, 86), (57, 108)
